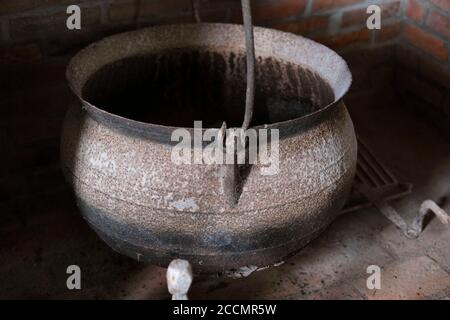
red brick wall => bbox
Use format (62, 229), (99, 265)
(403, 0), (449, 62)
(1, 1), (449, 66)
(0, 0), (405, 61)
(397, 0), (450, 138)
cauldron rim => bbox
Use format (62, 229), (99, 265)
(66, 23), (352, 141)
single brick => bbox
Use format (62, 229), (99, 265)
(341, 7), (367, 28)
(196, 8), (231, 23)
(109, 0), (196, 22)
(10, 6), (101, 41)
(403, 24), (448, 60)
(342, 1), (400, 28)
(108, 0), (140, 22)
(312, 0), (362, 13)
(429, 0), (450, 12)
(382, 1), (402, 18)
(274, 16), (329, 35)
(378, 22), (402, 41)
(143, 0), (192, 15)
(353, 256), (450, 300)
(427, 10), (450, 39)
(0, 0), (36, 15)
(205, 0), (241, 11)
(0, 43), (42, 64)
(315, 28), (371, 50)
(407, 0), (425, 22)
(254, 0), (307, 21)
(0, 0), (89, 14)
(232, 0), (307, 24)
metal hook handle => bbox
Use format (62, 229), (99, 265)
(241, 0), (256, 131)
(190, 0), (255, 130)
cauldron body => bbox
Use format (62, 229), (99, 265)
(62, 24), (356, 273)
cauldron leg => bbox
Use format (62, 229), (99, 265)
(166, 259), (193, 300)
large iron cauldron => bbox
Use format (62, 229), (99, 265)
(62, 23), (356, 273)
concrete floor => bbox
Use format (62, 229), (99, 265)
(0, 88), (449, 299)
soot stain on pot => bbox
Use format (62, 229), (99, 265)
(81, 49), (334, 128)
(77, 196), (335, 256)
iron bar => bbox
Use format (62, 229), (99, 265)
(241, 0), (255, 131)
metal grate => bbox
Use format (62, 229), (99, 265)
(343, 137), (449, 238)
(341, 137), (412, 214)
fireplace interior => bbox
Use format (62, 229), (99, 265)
(0, 0), (449, 299)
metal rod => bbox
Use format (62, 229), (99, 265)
(241, 0), (255, 131)
(190, 0), (201, 23)
(356, 183), (450, 239)
(409, 200), (450, 238)
(355, 183), (410, 235)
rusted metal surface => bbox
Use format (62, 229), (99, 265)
(61, 23), (356, 273)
